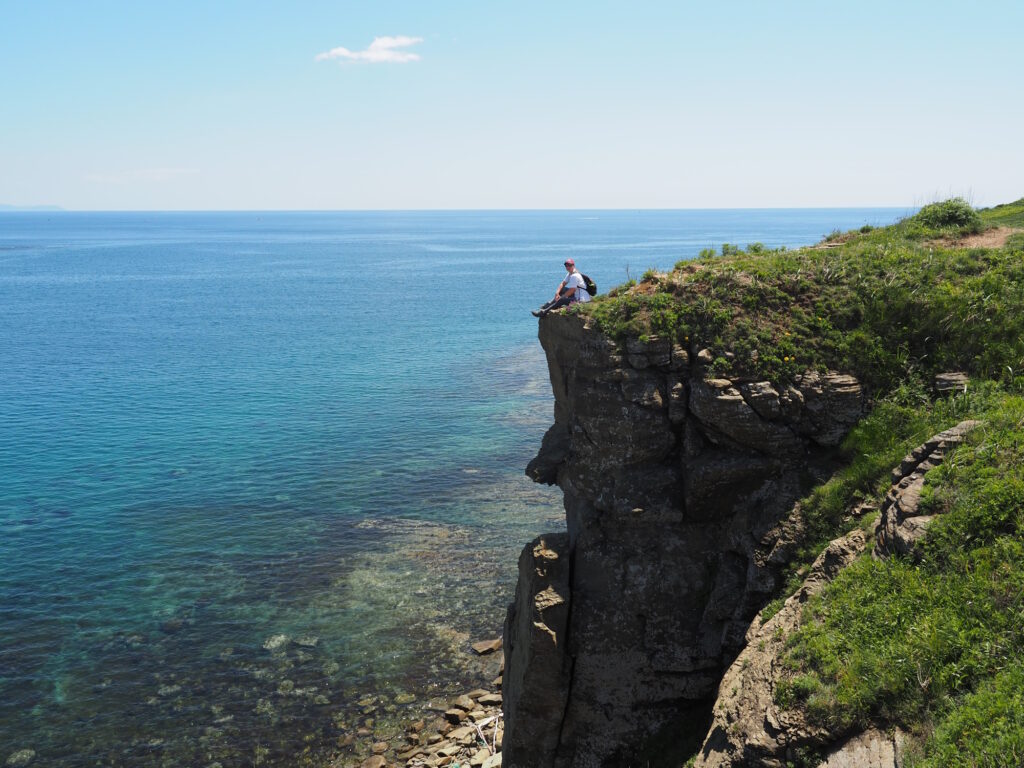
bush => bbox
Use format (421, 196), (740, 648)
(913, 198), (983, 233)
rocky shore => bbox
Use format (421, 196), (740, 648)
(329, 638), (506, 768)
(2, 514), (536, 768)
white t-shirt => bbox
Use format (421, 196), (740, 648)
(566, 270), (591, 302)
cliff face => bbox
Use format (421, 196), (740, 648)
(502, 313), (864, 768)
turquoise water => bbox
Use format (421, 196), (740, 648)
(0, 209), (901, 765)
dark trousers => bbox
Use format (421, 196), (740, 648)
(536, 294), (576, 315)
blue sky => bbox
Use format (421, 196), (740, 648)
(1, 1), (1021, 210)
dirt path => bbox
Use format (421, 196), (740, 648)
(932, 226), (1019, 248)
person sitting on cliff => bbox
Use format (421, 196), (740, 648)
(532, 258), (591, 317)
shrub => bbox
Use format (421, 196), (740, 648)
(913, 198), (983, 233)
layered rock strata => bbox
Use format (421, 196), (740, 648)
(874, 420), (981, 559)
(504, 314), (865, 768)
(692, 419), (979, 768)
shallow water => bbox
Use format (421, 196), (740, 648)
(0, 209), (902, 765)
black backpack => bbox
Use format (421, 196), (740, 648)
(581, 273), (597, 296)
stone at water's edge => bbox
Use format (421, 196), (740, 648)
(502, 312), (866, 768)
(472, 638), (503, 655)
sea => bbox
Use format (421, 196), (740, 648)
(0, 209), (902, 766)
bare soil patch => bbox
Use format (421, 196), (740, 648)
(930, 226), (1018, 249)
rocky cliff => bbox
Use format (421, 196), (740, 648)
(502, 313), (865, 767)
(500, 200), (1024, 767)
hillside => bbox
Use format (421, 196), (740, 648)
(503, 199), (1024, 767)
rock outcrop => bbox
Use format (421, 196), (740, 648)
(502, 314), (866, 768)
(692, 419), (979, 768)
(874, 420), (980, 559)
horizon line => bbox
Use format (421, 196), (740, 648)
(0, 205), (913, 214)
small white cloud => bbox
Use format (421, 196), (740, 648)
(315, 35), (423, 64)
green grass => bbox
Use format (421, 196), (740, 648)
(979, 197), (1024, 228)
(579, 198), (1024, 393)
(777, 387), (1024, 767)
(917, 664), (1024, 767)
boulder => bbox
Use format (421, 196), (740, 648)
(792, 372), (863, 446)
(5, 751), (35, 768)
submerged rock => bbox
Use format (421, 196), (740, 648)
(5, 750), (35, 767)
(262, 634), (289, 651)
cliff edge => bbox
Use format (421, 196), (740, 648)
(502, 198), (1024, 767)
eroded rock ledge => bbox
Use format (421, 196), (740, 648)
(503, 314), (865, 768)
(693, 419), (978, 768)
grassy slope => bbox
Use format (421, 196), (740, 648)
(779, 386), (1024, 767)
(578, 199), (1024, 765)
(579, 198), (1024, 394)
(979, 197), (1024, 228)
